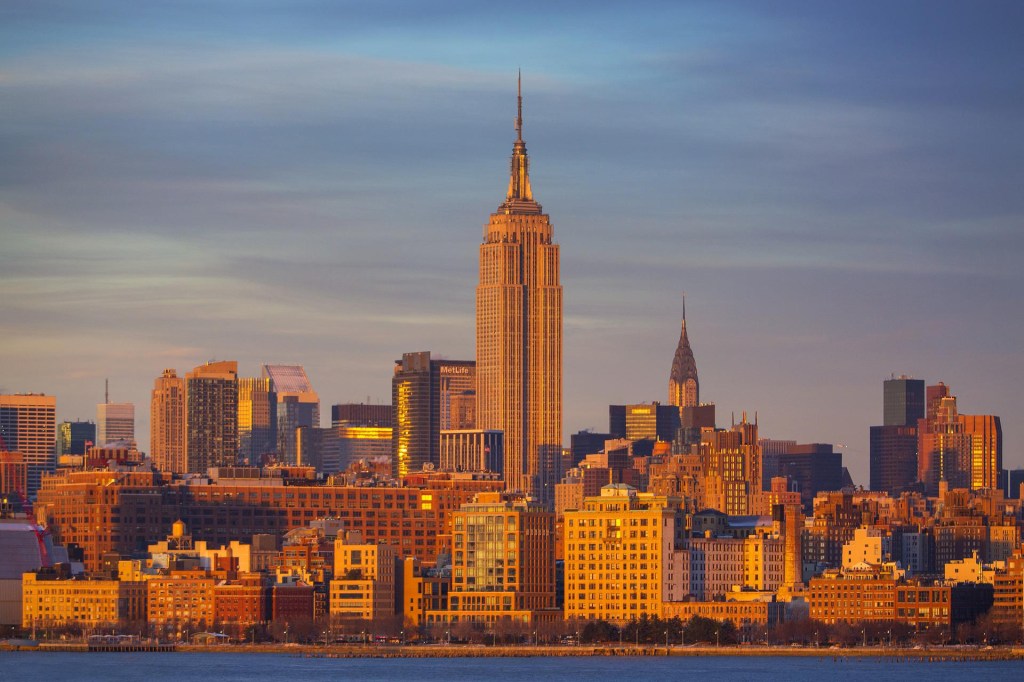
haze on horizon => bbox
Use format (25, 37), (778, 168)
(2, 1), (1022, 485)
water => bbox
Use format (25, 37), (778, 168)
(0, 652), (1018, 682)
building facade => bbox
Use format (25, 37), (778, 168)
(0, 394), (56, 500)
(96, 402), (134, 447)
(264, 365), (319, 466)
(448, 492), (555, 624)
(392, 352), (475, 478)
(563, 485), (685, 622)
(439, 429), (504, 474)
(476, 80), (562, 505)
(151, 369), (186, 473)
(238, 377), (277, 466)
(57, 420), (96, 457)
(185, 361), (239, 473)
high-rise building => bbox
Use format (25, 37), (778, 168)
(883, 375), (925, 427)
(917, 384), (1002, 494)
(770, 443), (846, 512)
(185, 361), (238, 473)
(609, 402), (681, 442)
(961, 414), (1002, 492)
(151, 369), (186, 473)
(96, 402), (134, 446)
(476, 78), (562, 504)
(870, 375), (924, 495)
(668, 296), (699, 410)
(869, 424), (918, 495)
(0, 394), (56, 500)
(262, 365), (319, 465)
(57, 420), (96, 457)
(392, 351), (475, 478)
(238, 377), (276, 466)
(699, 417), (761, 515)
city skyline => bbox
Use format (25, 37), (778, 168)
(2, 2), (1022, 486)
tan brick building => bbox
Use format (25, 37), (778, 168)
(22, 572), (145, 628)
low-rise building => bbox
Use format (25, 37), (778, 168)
(22, 569), (145, 628)
(329, 532), (397, 622)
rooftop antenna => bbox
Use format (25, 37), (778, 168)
(105, 378), (109, 405)
(515, 69), (523, 142)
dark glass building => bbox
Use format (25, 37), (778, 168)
(609, 402), (680, 443)
(57, 420), (96, 456)
(883, 376), (925, 427)
(870, 425), (919, 494)
(332, 403), (392, 428)
(871, 375), (923, 494)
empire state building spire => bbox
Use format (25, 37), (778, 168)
(669, 294), (699, 408)
(501, 71), (539, 214)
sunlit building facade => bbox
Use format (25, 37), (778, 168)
(448, 492), (555, 624)
(668, 298), (699, 410)
(96, 402), (134, 447)
(185, 361), (239, 473)
(151, 369), (186, 473)
(392, 352), (475, 478)
(238, 377), (277, 465)
(564, 485), (685, 622)
(476, 79), (562, 505)
(0, 394), (56, 500)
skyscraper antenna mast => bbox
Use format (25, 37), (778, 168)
(516, 70), (523, 142)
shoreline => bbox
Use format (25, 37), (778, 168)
(5, 642), (1023, 661)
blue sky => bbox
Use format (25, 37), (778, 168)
(2, 1), (1022, 484)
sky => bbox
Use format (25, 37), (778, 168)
(2, 1), (1022, 485)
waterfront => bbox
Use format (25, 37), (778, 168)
(2, 651), (1022, 682)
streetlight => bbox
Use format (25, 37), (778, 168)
(664, 630), (669, 650)
(861, 629), (866, 647)
(814, 630), (819, 648)
(716, 629), (720, 647)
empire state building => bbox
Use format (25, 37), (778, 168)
(476, 77), (562, 504)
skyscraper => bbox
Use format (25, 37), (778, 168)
(0, 393), (56, 500)
(185, 361), (238, 473)
(96, 402), (134, 446)
(262, 364), (319, 465)
(238, 377), (276, 466)
(883, 375), (925, 427)
(151, 369), (186, 472)
(391, 351), (475, 477)
(669, 296), (699, 410)
(870, 375), (924, 494)
(57, 420), (96, 456)
(916, 383), (1002, 494)
(476, 76), (562, 504)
